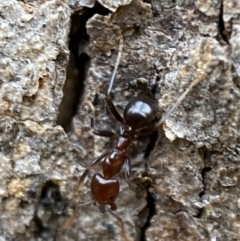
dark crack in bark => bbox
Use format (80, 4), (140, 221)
(57, 3), (109, 132)
(193, 148), (212, 219)
(218, 0), (230, 44)
(140, 190), (156, 241)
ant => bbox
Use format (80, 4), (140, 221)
(63, 29), (206, 233)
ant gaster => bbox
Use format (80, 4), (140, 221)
(65, 29), (206, 226)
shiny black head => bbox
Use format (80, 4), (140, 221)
(123, 97), (157, 130)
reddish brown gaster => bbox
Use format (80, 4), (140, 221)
(91, 173), (119, 210)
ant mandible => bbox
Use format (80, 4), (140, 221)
(65, 28), (206, 224)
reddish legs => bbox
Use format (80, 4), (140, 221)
(71, 151), (110, 200)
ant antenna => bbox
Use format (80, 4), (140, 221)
(107, 29), (124, 96)
(156, 72), (207, 128)
(62, 200), (94, 231)
(108, 209), (132, 241)
(105, 30), (124, 123)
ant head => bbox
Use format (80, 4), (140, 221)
(123, 96), (157, 130)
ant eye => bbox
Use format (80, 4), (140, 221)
(110, 152), (118, 160)
(122, 126), (131, 132)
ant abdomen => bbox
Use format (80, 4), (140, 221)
(91, 173), (119, 211)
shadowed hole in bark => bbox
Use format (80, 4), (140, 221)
(57, 3), (110, 132)
(40, 180), (67, 215)
(199, 190), (205, 198)
(199, 166), (212, 197)
(193, 207), (205, 219)
(231, 64), (240, 89)
(31, 181), (68, 238)
(19, 199), (30, 208)
(32, 216), (47, 237)
(142, 0), (151, 3)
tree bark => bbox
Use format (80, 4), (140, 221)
(0, 0), (239, 241)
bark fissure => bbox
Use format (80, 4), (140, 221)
(56, 3), (109, 132)
(140, 190), (156, 241)
(144, 130), (159, 159)
(218, 0), (229, 43)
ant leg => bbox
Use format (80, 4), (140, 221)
(124, 157), (131, 180)
(71, 151), (109, 199)
(106, 30), (124, 123)
(62, 201), (93, 231)
(62, 152), (109, 230)
(91, 111), (116, 137)
(106, 96), (123, 123)
(92, 129), (116, 138)
(155, 73), (207, 128)
(108, 209), (132, 241)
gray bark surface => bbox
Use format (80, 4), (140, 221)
(0, 0), (239, 241)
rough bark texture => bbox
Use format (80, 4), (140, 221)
(0, 0), (240, 241)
